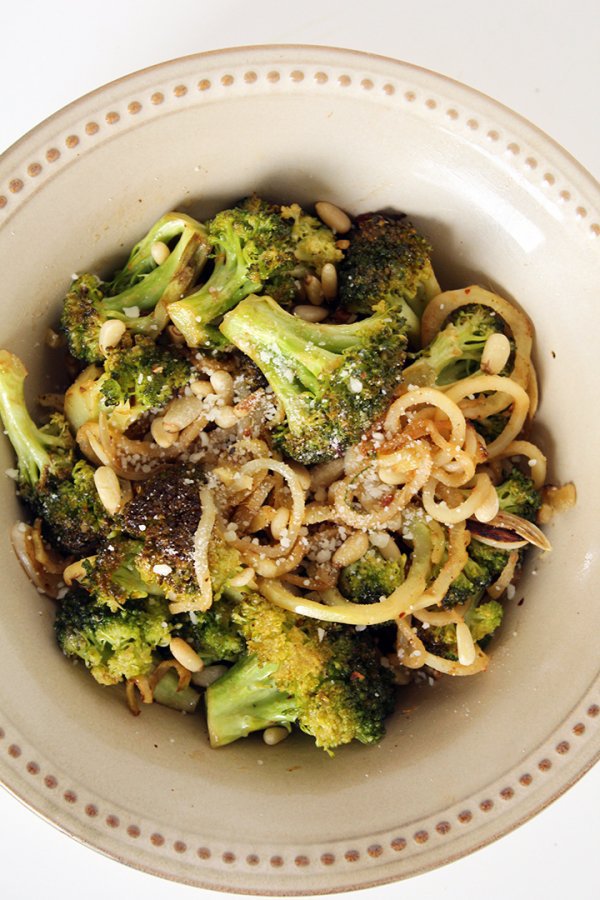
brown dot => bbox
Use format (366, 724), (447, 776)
(46, 148), (60, 162)
(345, 849), (360, 862)
(9, 179), (23, 194)
(197, 847), (211, 860)
(290, 70), (304, 83)
(391, 837), (406, 852)
(0, 727), (5, 738)
(543, 172), (555, 185)
(314, 71), (328, 84)
(65, 135), (79, 149)
(270, 855), (284, 867)
(198, 79), (211, 91)
(487, 129), (500, 141)
(150, 832), (164, 846)
(63, 790), (77, 804)
(404, 91), (416, 102)
(106, 815), (120, 828)
(222, 851), (236, 864)
(559, 189), (571, 202)
(105, 112), (120, 125)
(338, 74), (351, 87)
(591, 223), (600, 237)
(507, 142), (520, 154)
(246, 854), (260, 866)
(425, 98), (437, 109)
(458, 809), (472, 824)
(538, 758), (552, 772)
(85, 122), (99, 135)
(85, 804), (98, 817)
(446, 108), (459, 119)
(26, 761), (40, 775)
(436, 821), (451, 835)
(44, 774), (57, 788)
(383, 83), (395, 95)
(244, 71), (257, 84)
(174, 841), (187, 854)
(8, 743), (21, 758)
(151, 92), (164, 105)
(525, 156), (537, 169)
(221, 75), (234, 87)
(294, 855), (309, 867)
(127, 825), (140, 838)
(519, 773), (533, 786)
(573, 722), (586, 736)
(500, 787), (515, 800)
(361, 79), (374, 90)
(413, 830), (429, 844)
(173, 84), (187, 97)
(27, 163), (42, 177)
(320, 852), (335, 866)
(267, 71), (280, 83)
(556, 740), (570, 754)
(467, 118), (479, 130)
(480, 799), (494, 812)
(128, 101), (142, 115)
(368, 843), (383, 857)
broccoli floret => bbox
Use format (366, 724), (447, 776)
(443, 556), (491, 608)
(0, 351), (114, 554)
(60, 213), (208, 363)
(468, 539), (509, 581)
(279, 202), (343, 273)
(419, 601), (503, 660)
(474, 412), (510, 444)
(219, 294), (407, 464)
(176, 596), (246, 664)
(337, 212), (440, 343)
(338, 547), (406, 603)
(75, 539), (161, 612)
(496, 467), (542, 522)
(403, 304), (507, 386)
(54, 588), (173, 685)
(206, 591), (396, 752)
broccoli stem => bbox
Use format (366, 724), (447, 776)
(206, 654), (297, 747)
(152, 669), (201, 713)
(0, 351), (54, 487)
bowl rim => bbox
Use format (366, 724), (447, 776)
(0, 43), (598, 895)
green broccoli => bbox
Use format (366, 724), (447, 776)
(467, 539), (510, 581)
(443, 556), (491, 608)
(54, 588), (173, 685)
(403, 304), (507, 386)
(338, 546), (406, 604)
(60, 213), (208, 363)
(419, 600), (503, 660)
(219, 294), (407, 464)
(0, 350), (114, 554)
(75, 539), (162, 612)
(175, 596), (246, 665)
(279, 201), (343, 273)
(496, 467), (542, 522)
(473, 412), (511, 444)
(64, 337), (193, 433)
(336, 212), (440, 343)
(206, 591), (396, 752)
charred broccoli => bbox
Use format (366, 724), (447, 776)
(496, 467), (541, 522)
(338, 546), (406, 603)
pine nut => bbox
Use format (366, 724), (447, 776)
(229, 567), (256, 588)
(189, 379), (213, 398)
(210, 370), (234, 399)
(86, 427), (111, 466)
(335, 239), (350, 250)
(213, 406), (238, 429)
(456, 622), (477, 666)
(169, 637), (204, 673)
(151, 240), (171, 265)
(320, 263), (338, 299)
(271, 508), (290, 541)
(481, 332), (511, 375)
(93, 466), (122, 514)
(474, 480), (500, 523)
(263, 726), (290, 746)
(332, 531), (370, 567)
(294, 305), (328, 322)
(163, 395), (205, 432)
(305, 274), (325, 306)
(63, 559), (89, 586)
(248, 506), (276, 532)
(151, 416), (178, 448)
(98, 319), (126, 355)
(315, 201), (352, 234)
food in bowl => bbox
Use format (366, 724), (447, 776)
(0, 194), (566, 754)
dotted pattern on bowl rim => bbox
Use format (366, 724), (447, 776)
(1, 702), (598, 876)
(0, 63), (598, 237)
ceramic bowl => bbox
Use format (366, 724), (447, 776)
(0, 46), (598, 895)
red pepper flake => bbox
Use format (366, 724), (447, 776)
(351, 671), (366, 681)
(380, 493), (395, 507)
(465, 287), (471, 294)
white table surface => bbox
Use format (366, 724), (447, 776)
(1, 2), (598, 898)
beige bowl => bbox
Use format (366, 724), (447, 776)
(0, 46), (598, 894)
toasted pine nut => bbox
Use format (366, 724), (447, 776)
(332, 531), (370, 567)
(163, 396), (205, 432)
(229, 567), (256, 588)
(169, 637), (204, 673)
(305, 274), (325, 306)
(335, 239), (350, 250)
(86, 427), (111, 466)
(271, 508), (290, 541)
(93, 466), (122, 514)
(294, 304), (328, 322)
(213, 406), (238, 429)
(481, 332), (511, 375)
(210, 369), (234, 399)
(456, 622), (477, 666)
(474, 482), (500, 523)
(151, 240), (171, 265)
(63, 559), (89, 586)
(151, 416), (178, 448)
(320, 263), (338, 299)
(263, 726), (290, 746)
(99, 319), (126, 355)
(189, 379), (213, 398)
(315, 201), (352, 234)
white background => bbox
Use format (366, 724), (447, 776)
(1, 1), (598, 898)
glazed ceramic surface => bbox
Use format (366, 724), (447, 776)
(0, 46), (598, 894)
